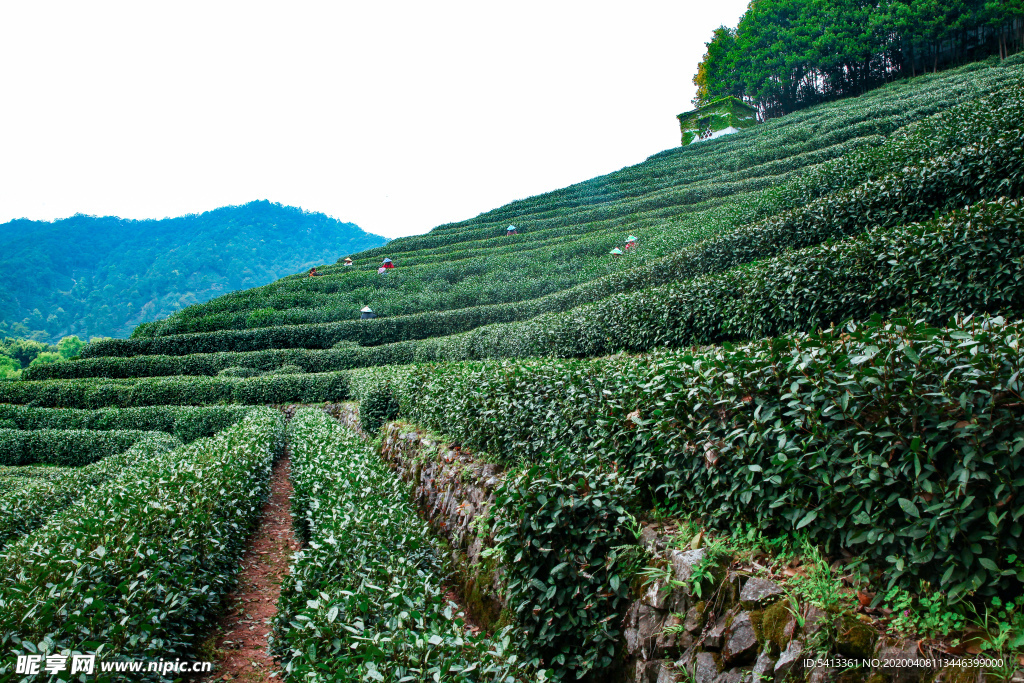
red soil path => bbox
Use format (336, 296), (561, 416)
(199, 454), (298, 683)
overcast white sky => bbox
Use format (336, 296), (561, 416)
(0, 1), (749, 239)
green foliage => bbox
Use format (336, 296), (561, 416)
(692, 26), (744, 105)
(373, 195), (1024, 365)
(0, 371), (350, 409)
(0, 335), (81, 378)
(1, 51), (1022, 682)
(0, 404), (253, 443)
(217, 365), (260, 378)
(967, 595), (1024, 656)
(678, 96), (757, 145)
(0, 200), (386, 343)
(489, 455), (638, 679)
(0, 337), (56, 368)
(0, 428), (164, 467)
(272, 408), (521, 681)
(348, 363), (416, 407)
(0, 355), (19, 381)
(28, 346), (371, 380)
(884, 585), (970, 637)
(351, 314), (1024, 599)
(268, 363), (303, 375)
(640, 316), (1024, 600)
(27, 351), (61, 368)
(0, 408), (285, 675)
(57, 335), (84, 359)
(0, 432), (180, 549)
(692, 0), (1024, 118)
(359, 382), (400, 434)
(785, 544), (846, 611)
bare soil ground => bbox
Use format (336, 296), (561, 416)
(199, 454), (298, 683)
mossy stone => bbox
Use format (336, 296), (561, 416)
(836, 614), (877, 660)
(749, 609), (765, 644)
(762, 600), (793, 652)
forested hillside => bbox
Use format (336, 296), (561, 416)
(0, 200), (385, 343)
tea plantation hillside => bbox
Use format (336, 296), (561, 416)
(62, 59), (1024, 365)
(4, 58), (1024, 682)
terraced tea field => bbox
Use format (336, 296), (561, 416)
(4, 58), (1024, 682)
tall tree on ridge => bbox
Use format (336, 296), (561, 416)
(688, 0), (1023, 121)
(692, 26), (745, 106)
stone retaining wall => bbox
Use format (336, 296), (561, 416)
(374, 420), (1021, 683)
(379, 421), (507, 629)
(621, 529), (1011, 683)
(323, 401), (363, 436)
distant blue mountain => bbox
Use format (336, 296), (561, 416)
(0, 200), (387, 342)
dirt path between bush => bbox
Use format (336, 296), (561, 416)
(199, 453), (298, 683)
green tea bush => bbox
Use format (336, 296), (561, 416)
(358, 382), (400, 434)
(272, 408), (520, 682)
(0, 465), (73, 483)
(322, 196), (1024, 368)
(25, 347), (370, 380)
(217, 365), (259, 378)
(490, 455), (638, 679)
(0, 428), (164, 466)
(268, 363), (303, 375)
(0, 408), (284, 676)
(347, 363), (416, 406)
(0, 432), (180, 548)
(634, 316), (1024, 600)
(361, 315), (1024, 599)
(0, 404), (252, 442)
(0, 476), (50, 499)
(0, 371), (350, 409)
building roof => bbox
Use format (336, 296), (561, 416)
(676, 95), (757, 122)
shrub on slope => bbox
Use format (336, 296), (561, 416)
(110, 66), (1024, 345)
(0, 404), (252, 442)
(390, 196), (1024, 362)
(0, 371), (349, 409)
(24, 347), (376, 381)
(488, 455), (638, 679)
(51, 191), (1024, 390)
(337, 62), (1021, 260)
(0, 432), (180, 548)
(272, 408), (520, 682)
(352, 314), (1024, 601)
(0, 428), (166, 466)
(0, 408), (284, 679)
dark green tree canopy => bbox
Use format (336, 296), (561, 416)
(692, 0), (1024, 118)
